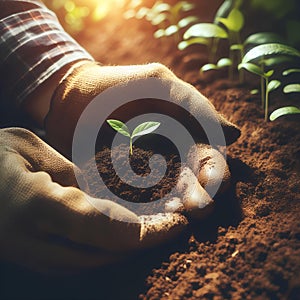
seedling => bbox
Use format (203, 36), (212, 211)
(179, 23), (228, 63)
(107, 120), (161, 155)
(215, 2), (244, 79)
(239, 43), (300, 121)
(200, 58), (232, 74)
(179, 0), (244, 79)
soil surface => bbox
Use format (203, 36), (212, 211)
(1, 1), (299, 300)
(83, 143), (181, 215)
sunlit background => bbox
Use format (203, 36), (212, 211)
(43, 0), (136, 32)
(44, 0), (131, 33)
(42, 0), (300, 49)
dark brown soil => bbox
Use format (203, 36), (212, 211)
(1, 1), (299, 300)
(83, 143), (181, 215)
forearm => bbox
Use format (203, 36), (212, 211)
(0, 0), (94, 126)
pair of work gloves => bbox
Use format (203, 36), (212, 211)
(0, 61), (240, 272)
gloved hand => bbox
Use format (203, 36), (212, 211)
(45, 61), (240, 213)
(0, 128), (189, 272)
(45, 61), (240, 158)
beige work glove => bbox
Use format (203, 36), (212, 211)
(0, 128), (189, 272)
(45, 61), (240, 211)
(45, 61), (240, 158)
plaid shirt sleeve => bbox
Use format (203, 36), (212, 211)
(0, 0), (94, 108)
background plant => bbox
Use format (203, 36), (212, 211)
(239, 43), (300, 121)
(124, 1), (198, 41)
(176, 0), (300, 121)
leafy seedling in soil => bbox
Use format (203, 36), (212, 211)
(214, 0), (245, 80)
(107, 120), (161, 155)
(239, 43), (300, 121)
(179, 23), (228, 63)
(231, 32), (286, 82)
(270, 71), (300, 121)
(179, 0), (244, 79)
(200, 58), (232, 74)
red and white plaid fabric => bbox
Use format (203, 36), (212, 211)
(0, 0), (93, 107)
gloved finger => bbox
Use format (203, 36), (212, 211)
(187, 144), (231, 197)
(165, 167), (214, 219)
(0, 129), (187, 254)
(23, 170), (187, 252)
(0, 127), (81, 188)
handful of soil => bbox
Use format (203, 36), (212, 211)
(82, 143), (182, 215)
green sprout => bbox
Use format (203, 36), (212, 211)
(107, 120), (161, 155)
(269, 69), (300, 121)
(179, 23), (228, 63)
(238, 43), (300, 121)
(178, 0), (244, 79)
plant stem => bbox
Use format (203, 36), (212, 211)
(261, 76), (265, 109)
(261, 63), (265, 109)
(209, 38), (218, 63)
(237, 33), (245, 83)
(265, 76), (269, 122)
(228, 32), (234, 81)
(130, 138), (133, 155)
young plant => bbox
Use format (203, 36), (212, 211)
(269, 69), (300, 121)
(178, 23), (228, 63)
(179, 0), (244, 78)
(239, 43), (300, 121)
(107, 120), (161, 155)
(214, 0), (245, 79)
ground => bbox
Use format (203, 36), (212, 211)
(1, 1), (299, 299)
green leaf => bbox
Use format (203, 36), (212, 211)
(216, 8), (244, 32)
(200, 63), (218, 73)
(270, 106), (300, 121)
(183, 23), (228, 40)
(123, 9), (135, 19)
(242, 43), (300, 64)
(264, 70), (274, 77)
(267, 80), (281, 92)
(244, 32), (285, 46)
(164, 25), (179, 36)
(151, 3), (171, 14)
(250, 89), (259, 95)
(154, 29), (165, 39)
(131, 122), (161, 139)
(135, 7), (149, 19)
(178, 16), (198, 28)
(172, 1), (194, 15)
(282, 68), (300, 76)
(151, 13), (167, 26)
(283, 84), (300, 93)
(238, 63), (265, 77)
(217, 58), (232, 68)
(214, 0), (232, 22)
(264, 56), (294, 67)
(178, 37), (209, 50)
(230, 44), (243, 51)
(107, 120), (130, 137)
